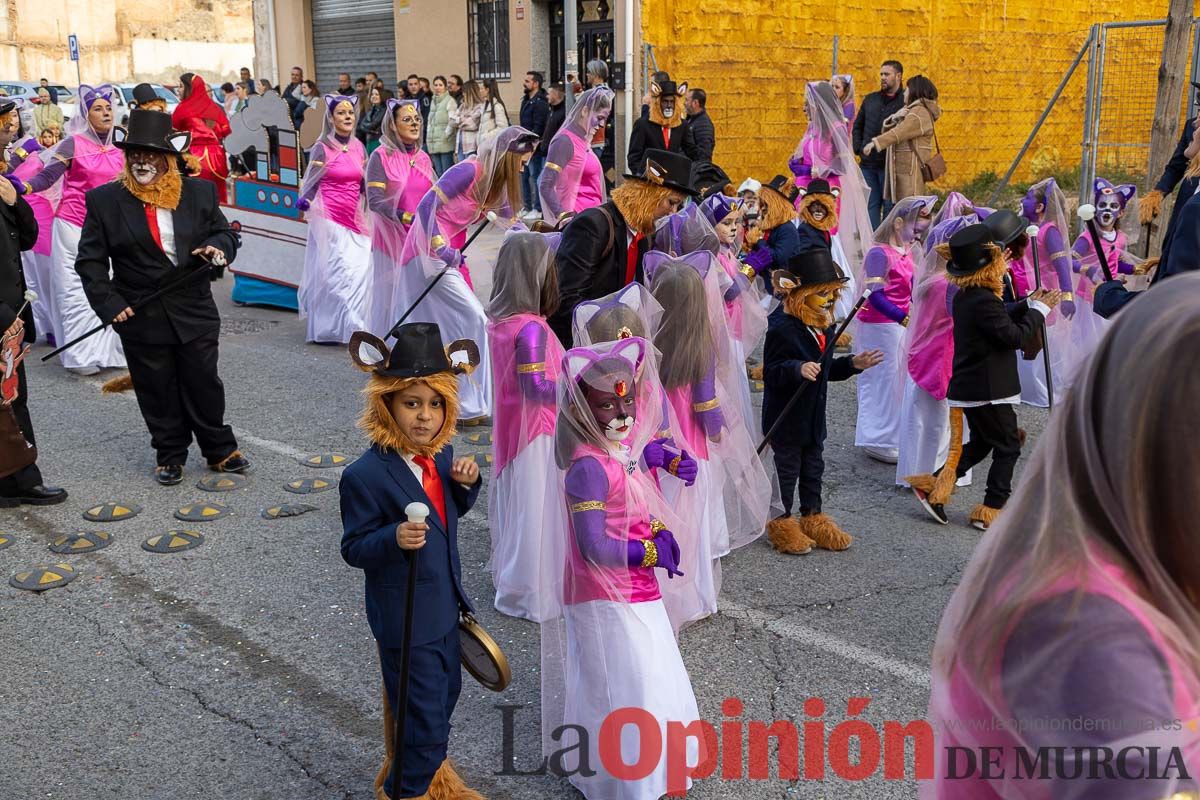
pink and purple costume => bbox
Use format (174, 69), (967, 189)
(539, 86), (613, 223)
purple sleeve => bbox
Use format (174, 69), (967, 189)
(722, 271), (746, 305)
(515, 320), (556, 404)
(1043, 225), (1074, 293)
(1071, 235), (1090, 273)
(365, 156), (400, 221)
(411, 161), (476, 239)
(539, 134), (575, 221)
(565, 457), (643, 568)
(26, 138), (73, 193)
(692, 362), (725, 437)
(864, 249), (907, 322)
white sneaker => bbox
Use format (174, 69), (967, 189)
(522, 209), (541, 221)
(68, 365), (100, 376)
(863, 446), (899, 464)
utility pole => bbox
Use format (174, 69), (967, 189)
(1143, 0), (1193, 251)
(563, 0), (578, 112)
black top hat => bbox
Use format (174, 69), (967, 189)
(380, 322), (455, 378)
(982, 209), (1026, 248)
(655, 79), (679, 96)
(946, 223), (997, 277)
(0, 100), (15, 117)
(624, 149), (698, 197)
(784, 248), (847, 286)
(692, 161), (730, 198)
(113, 109), (191, 155)
(763, 174), (799, 205)
(131, 83), (158, 107)
(800, 178), (835, 198)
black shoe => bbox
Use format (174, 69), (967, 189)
(211, 452), (251, 474)
(155, 465), (184, 486)
(0, 485), (69, 506)
(912, 487), (949, 525)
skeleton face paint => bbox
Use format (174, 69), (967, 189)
(583, 383), (637, 442)
(1096, 195), (1122, 231)
(128, 151), (168, 186)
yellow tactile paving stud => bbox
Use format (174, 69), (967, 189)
(48, 531), (113, 555)
(141, 530), (204, 554)
(464, 431), (493, 445)
(750, 380), (764, 394)
(0, 532), (14, 552)
(173, 503), (231, 522)
(300, 453), (350, 468)
(261, 504), (319, 520)
(466, 453), (494, 467)
(196, 473), (249, 492)
(10, 562), (78, 591)
(283, 477), (337, 495)
(82, 503), (143, 522)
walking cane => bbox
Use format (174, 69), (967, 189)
(390, 501), (429, 799)
(1076, 205), (1115, 282)
(756, 289), (870, 455)
(387, 212), (497, 340)
(1024, 224), (1056, 412)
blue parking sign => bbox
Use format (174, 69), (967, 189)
(68, 34), (79, 61)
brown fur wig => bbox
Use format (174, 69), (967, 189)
(121, 159), (183, 210)
(782, 281), (844, 328)
(937, 242), (1007, 298)
(648, 81), (686, 129)
(358, 371), (460, 458)
(798, 194), (837, 232)
(139, 99), (169, 113)
(612, 180), (677, 235)
(759, 187), (798, 232)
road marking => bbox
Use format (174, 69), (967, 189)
(719, 599), (931, 688)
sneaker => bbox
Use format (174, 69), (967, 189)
(522, 208), (541, 221)
(912, 487), (949, 525)
(155, 465), (184, 486)
(68, 365), (101, 376)
(864, 446), (899, 464)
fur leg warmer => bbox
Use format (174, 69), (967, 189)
(904, 407), (964, 506)
(375, 680), (483, 800)
(969, 504), (1001, 530)
(766, 516), (814, 554)
(101, 373), (134, 394)
(799, 512), (853, 551)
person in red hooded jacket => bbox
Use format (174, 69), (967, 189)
(171, 73), (231, 203)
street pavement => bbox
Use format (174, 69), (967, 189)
(0, 229), (1049, 799)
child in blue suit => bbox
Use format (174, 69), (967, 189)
(339, 322), (484, 800)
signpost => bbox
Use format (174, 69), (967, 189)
(68, 34), (81, 88)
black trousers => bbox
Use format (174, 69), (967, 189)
(956, 404), (1022, 509)
(0, 362), (43, 494)
(774, 440), (825, 516)
(379, 630), (462, 798)
(122, 329), (238, 467)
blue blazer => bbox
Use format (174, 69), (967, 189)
(339, 444), (481, 648)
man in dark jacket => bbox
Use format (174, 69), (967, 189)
(539, 83), (567, 158)
(549, 149), (694, 345)
(627, 79), (687, 175)
(683, 88), (715, 163)
(76, 110), (249, 487)
(908, 223), (1059, 530)
(0, 128), (66, 507)
(519, 71), (551, 218)
(853, 60), (905, 228)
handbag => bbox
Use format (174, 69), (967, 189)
(918, 116), (947, 183)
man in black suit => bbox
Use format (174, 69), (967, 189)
(76, 110), (248, 486)
(910, 224), (1060, 530)
(549, 148), (695, 345)
(626, 79), (688, 176)
(0, 115), (67, 507)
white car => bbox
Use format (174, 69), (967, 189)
(61, 83), (180, 126)
(0, 81), (75, 133)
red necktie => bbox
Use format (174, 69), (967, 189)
(144, 203), (164, 251)
(661, 126), (670, 149)
(625, 233), (644, 285)
(412, 454), (446, 527)
(815, 331), (827, 352)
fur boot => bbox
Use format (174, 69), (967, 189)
(101, 373), (134, 394)
(799, 512), (853, 551)
(747, 364), (764, 381)
(766, 516), (814, 555)
(427, 761), (484, 800)
(835, 332), (853, 350)
(969, 503), (1001, 531)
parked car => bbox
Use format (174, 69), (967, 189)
(60, 83), (180, 126)
(0, 81), (75, 133)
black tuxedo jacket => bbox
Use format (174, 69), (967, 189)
(627, 117), (686, 176)
(948, 287), (1044, 403)
(549, 200), (652, 346)
(76, 178), (239, 345)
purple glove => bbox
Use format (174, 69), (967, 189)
(5, 176), (26, 196)
(295, 197), (311, 212)
(1059, 299), (1076, 319)
(788, 156), (810, 179)
(741, 246), (773, 277)
(436, 244), (462, 268)
(643, 437), (670, 470)
(652, 528), (683, 578)
(672, 450), (698, 486)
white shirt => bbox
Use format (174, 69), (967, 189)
(401, 452), (424, 484)
(156, 207), (177, 266)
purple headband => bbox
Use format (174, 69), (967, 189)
(325, 93), (358, 116)
(81, 85), (113, 110)
(1093, 177), (1137, 209)
(387, 97), (419, 114)
(643, 250), (713, 283)
(564, 337), (648, 386)
(701, 193), (739, 226)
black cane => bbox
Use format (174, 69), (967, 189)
(756, 289), (870, 455)
(390, 501), (429, 799)
(1077, 205), (1115, 282)
(43, 255), (220, 361)
(387, 213), (496, 339)
(1024, 224), (1056, 411)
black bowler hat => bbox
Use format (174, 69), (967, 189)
(763, 174), (799, 205)
(113, 109), (191, 155)
(0, 100), (14, 117)
(777, 248), (848, 289)
(625, 149), (698, 197)
(801, 178), (835, 198)
(946, 223), (997, 277)
(131, 83), (158, 107)
(982, 209), (1026, 248)
(349, 322), (481, 378)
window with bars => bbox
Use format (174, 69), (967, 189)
(468, 0), (511, 81)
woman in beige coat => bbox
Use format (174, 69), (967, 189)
(863, 75), (941, 203)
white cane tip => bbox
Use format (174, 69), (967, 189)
(404, 501), (430, 523)
(1024, 224), (1039, 238)
(486, 211), (498, 222)
(23, 290), (37, 303)
(860, 288), (872, 299)
(1077, 204), (1096, 221)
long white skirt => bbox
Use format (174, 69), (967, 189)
(659, 458), (722, 626)
(563, 599), (701, 800)
(489, 434), (566, 623)
(394, 263), (492, 419)
(297, 219), (371, 344)
(366, 247), (399, 338)
(894, 376), (972, 487)
(1018, 320), (1077, 407)
(854, 321), (904, 449)
(50, 218), (125, 370)
(730, 339), (755, 436)
(21, 250), (55, 343)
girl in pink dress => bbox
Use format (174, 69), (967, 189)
(17, 85), (125, 373)
(538, 85), (612, 224)
(296, 94), (371, 344)
(1070, 177), (1141, 357)
(365, 98), (435, 336)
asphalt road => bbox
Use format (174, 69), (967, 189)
(0, 231), (1049, 799)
